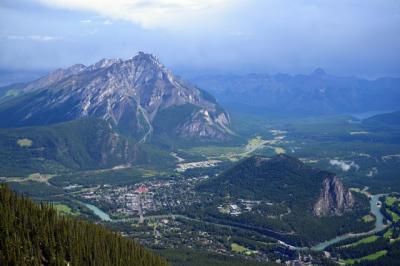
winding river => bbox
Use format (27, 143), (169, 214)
(82, 202), (112, 221)
(81, 193), (388, 251)
(311, 194), (387, 251)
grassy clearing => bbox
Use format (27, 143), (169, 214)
(187, 146), (242, 158)
(17, 138), (33, 147)
(343, 250), (387, 264)
(274, 147), (285, 154)
(230, 243), (258, 256)
(218, 205), (230, 214)
(347, 235), (379, 247)
(231, 243), (248, 253)
(384, 228), (393, 239)
(27, 173), (55, 183)
(245, 136), (265, 151)
(362, 214), (375, 223)
(388, 210), (400, 222)
(138, 168), (163, 177)
(186, 136), (270, 161)
(53, 203), (79, 216)
(385, 196), (397, 206)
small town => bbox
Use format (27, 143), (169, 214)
(76, 175), (210, 220)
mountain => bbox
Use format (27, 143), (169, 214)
(363, 110), (400, 126)
(0, 184), (169, 266)
(313, 175), (354, 216)
(0, 118), (171, 176)
(0, 52), (232, 142)
(197, 155), (370, 244)
(190, 70), (400, 115)
(200, 155), (354, 216)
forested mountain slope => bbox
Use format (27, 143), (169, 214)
(0, 118), (172, 176)
(0, 184), (169, 266)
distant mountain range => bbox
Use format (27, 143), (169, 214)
(0, 52), (232, 142)
(191, 69), (400, 115)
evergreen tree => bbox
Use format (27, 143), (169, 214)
(0, 184), (169, 266)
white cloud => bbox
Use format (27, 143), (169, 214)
(103, 20), (112, 25)
(36, 0), (233, 30)
(329, 159), (359, 172)
(2, 35), (63, 42)
(80, 19), (92, 23)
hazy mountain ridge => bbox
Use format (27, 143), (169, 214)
(0, 52), (232, 142)
(191, 69), (400, 115)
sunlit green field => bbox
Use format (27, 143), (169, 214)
(343, 250), (387, 264)
(346, 235), (379, 248)
(53, 203), (80, 216)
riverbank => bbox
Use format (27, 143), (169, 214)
(82, 191), (388, 252)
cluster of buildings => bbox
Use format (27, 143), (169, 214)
(218, 199), (261, 216)
(176, 160), (221, 172)
(77, 175), (209, 219)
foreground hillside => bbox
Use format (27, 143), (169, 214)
(0, 184), (169, 266)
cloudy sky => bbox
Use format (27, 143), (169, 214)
(1, 0), (399, 78)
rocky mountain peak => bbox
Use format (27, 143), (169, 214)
(88, 58), (123, 71)
(68, 63), (87, 72)
(313, 175), (354, 216)
(0, 52), (232, 142)
(133, 51), (161, 64)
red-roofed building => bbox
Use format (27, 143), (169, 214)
(135, 186), (149, 194)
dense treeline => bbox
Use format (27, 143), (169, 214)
(0, 184), (169, 266)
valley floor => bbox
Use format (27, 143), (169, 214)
(3, 111), (400, 265)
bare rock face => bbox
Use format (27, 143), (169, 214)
(0, 52), (232, 142)
(177, 109), (233, 141)
(314, 176), (354, 216)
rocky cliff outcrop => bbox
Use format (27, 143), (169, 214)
(313, 175), (354, 216)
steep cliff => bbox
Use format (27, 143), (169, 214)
(314, 175), (355, 216)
